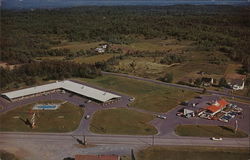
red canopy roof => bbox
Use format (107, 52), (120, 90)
(206, 99), (229, 113)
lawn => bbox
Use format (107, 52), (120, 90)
(81, 75), (198, 112)
(90, 108), (157, 135)
(175, 125), (248, 138)
(0, 100), (84, 132)
(136, 146), (250, 160)
(73, 54), (115, 64)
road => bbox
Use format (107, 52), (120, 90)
(102, 71), (250, 101)
(1, 132), (248, 147)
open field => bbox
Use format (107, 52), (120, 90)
(35, 56), (65, 61)
(51, 41), (103, 52)
(73, 54), (115, 64)
(90, 108), (157, 135)
(81, 75), (198, 112)
(136, 146), (250, 160)
(175, 125), (248, 138)
(113, 57), (168, 79)
(112, 39), (192, 52)
(0, 100), (84, 132)
(110, 42), (239, 83)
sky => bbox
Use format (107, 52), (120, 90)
(1, 0), (249, 9)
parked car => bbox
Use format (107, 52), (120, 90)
(85, 115), (90, 119)
(79, 104), (85, 108)
(211, 137), (222, 141)
(219, 115), (232, 123)
(157, 115), (167, 119)
(86, 100), (92, 103)
(129, 97), (135, 101)
(176, 112), (184, 117)
(228, 112), (237, 118)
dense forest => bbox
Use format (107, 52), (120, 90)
(0, 60), (101, 89)
(1, 5), (250, 89)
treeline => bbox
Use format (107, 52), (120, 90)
(0, 61), (101, 89)
(1, 6), (250, 72)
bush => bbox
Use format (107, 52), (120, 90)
(160, 54), (185, 65)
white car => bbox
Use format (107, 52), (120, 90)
(129, 97), (135, 101)
(157, 115), (167, 119)
(85, 115), (90, 119)
(211, 137), (223, 141)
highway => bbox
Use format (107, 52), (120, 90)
(0, 132), (249, 148)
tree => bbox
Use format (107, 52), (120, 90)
(202, 88), (207, 94)
(194, 78), (202, 86)
(219, 78), (228, 88)
(161, 73), (173, 83)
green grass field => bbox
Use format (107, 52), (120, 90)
(136, 146), (250, 160)
(35, 56), (65, 61)
(81, 75), (198, 112)
(112, 38), (192, 52)
(175, 125), (248, 138)
(73, 54), (115, 64)
(51, 41), (103, 52)
(113, 57), (168, 79)
(110, 40), (235, 83)
(90, 108), (157, 135)
(0, 100), (84, 132)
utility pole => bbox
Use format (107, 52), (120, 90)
(235, 120), (238, 134)
(152, 135), (154, 146)
(83, 129), (87, 145)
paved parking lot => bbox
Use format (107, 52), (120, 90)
(151, 95), (250, 136)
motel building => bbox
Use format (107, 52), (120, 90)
(1, 80), (121, 104)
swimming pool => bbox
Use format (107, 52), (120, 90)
(38, 105), (57, 109)
(33, 104), (60, 110)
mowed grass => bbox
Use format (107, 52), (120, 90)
(90, 108), (157, 135)
(0, 100), (84, 132)
(136, 146), (250, 160)
(73, 54), (115, 64)
(81, 75), (198, 112)
(175, 125), (248, 138)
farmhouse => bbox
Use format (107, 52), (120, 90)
(227, 79), (245, 90)
(1, 80), (121, 103)
(201, 77), (214, 87)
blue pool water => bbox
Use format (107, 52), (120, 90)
(37, 105), (57, 109)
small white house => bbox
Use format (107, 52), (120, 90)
(228, 79), (245, 90)
(95, 47), (105, 53)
